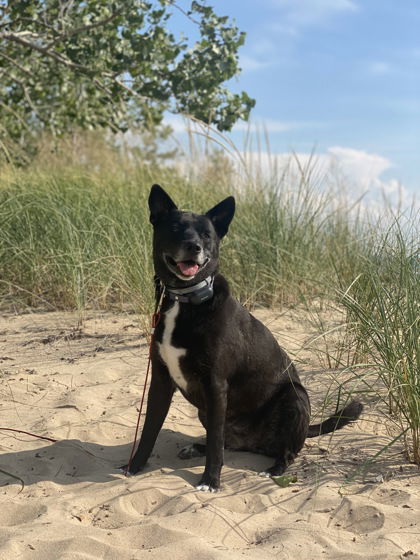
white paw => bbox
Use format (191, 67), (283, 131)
(258, 471), (272, 478)
(195, 484), (218, 493)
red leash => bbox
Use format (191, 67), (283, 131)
(124, 286), (165, 475)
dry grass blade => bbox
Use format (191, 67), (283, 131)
(0, 466), (25, 493)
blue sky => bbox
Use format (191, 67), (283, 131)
(161, 0), (420, 204)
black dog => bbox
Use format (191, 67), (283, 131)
(124, 184), (362, 491)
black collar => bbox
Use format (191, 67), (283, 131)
(156, 275), (214, 305)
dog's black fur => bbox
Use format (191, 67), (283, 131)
(124, 185), (363, 491)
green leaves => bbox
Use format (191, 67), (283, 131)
(0, 0), (255, 158)
(271, 475), (298, 488)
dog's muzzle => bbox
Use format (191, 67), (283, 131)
(164, 254), (210, 280)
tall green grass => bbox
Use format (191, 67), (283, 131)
(0, 155), (375, 311)
(339, 223), (419, 463)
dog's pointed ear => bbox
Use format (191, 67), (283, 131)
(206, 196), (235, 238)
(148, 184), (177, 225)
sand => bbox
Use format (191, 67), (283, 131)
(0, 309), (418, 560)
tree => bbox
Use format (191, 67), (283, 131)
(0, 0), (255, 155)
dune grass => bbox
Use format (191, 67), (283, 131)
(339, 223), (419, 464)
(0, 144), (377, 312)
(0, 134), (418, 463)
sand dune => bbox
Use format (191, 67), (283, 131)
(0, 310), (418, 559)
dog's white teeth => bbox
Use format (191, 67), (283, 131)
(258, 471), (272, 478)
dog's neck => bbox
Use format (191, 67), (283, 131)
(155, 275), (215, 305)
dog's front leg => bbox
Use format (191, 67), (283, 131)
(126, 361), (174, 475)
(196, 376), (227, 492)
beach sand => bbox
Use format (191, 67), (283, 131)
(0, 309), (418, 559)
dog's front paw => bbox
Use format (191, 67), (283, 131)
(118, 464), (135, 476)
(258, 471), (272, 478)
(195, 483), (219, 493)
(196, 474), (220, 492)
(118, 463), (144, 476)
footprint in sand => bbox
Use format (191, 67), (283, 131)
(110, 487), (197, 520)
(333, 497), (385, 534)
(370, 487), (411, 506)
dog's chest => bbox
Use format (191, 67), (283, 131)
(157, 302), (189, 392)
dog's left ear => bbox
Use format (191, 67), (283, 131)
(148, 184), (177, 225)
(206, 196), (235, 238)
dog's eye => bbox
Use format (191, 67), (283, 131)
(202, 231), (211, 239)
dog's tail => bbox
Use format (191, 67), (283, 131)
(307, 400), (363, 438)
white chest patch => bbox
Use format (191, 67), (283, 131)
(157, 302), (188, 392)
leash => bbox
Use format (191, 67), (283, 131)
(124, 284), (166, 476)
(1, 285), (167, 480)
(2, 276), (208, 480)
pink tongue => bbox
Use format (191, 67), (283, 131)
(177, 262), (199, 276)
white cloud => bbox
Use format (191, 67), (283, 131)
(325, 147), (414, 208)
(240, 54), (272, 72)
(239, 39), (280, 73)
(138, 115), (414, 211)
(327, 146), (392, 187)
(233, 146), (413, 210)
(254, 38), (282, 55)
(270, 0), (359, 28)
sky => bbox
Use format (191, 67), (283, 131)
(163, 0), (420, 207)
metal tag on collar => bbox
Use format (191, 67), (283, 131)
(189, 279), (214, 305)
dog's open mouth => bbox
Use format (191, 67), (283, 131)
(165, 255), (209, 278)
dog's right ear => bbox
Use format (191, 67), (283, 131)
(206, 196), (235, 238)
(148, 184), (177, 225)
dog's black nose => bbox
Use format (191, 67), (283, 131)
(186, 242), (202, 254)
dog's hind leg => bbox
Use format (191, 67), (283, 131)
(178, 443), (206, 459)
(178, 409), (207, 459)
(258, 382), (310, 477)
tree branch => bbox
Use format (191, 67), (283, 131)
(168, 1), (201, 26)
(10, 17), (58, 34)
(0, 48), (35, 78)
(0, 99), (34, 134)
(0, 29), (156, 109)
(0, 31), (96, 74)
(46, 7), (127, 48)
